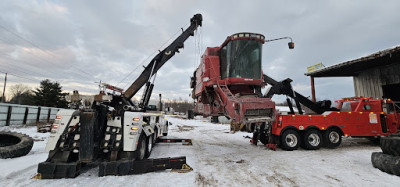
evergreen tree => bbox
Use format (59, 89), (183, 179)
(33, 79), (68, 108)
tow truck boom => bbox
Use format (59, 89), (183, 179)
(124, 14), (202, 109)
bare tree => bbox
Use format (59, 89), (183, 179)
(9, 84), (34, 105)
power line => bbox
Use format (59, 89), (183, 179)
(0, 70), (38, 82)
(0, 24), (95, 81)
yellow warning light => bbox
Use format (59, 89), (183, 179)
(133, 118), (140, 121)
(345, 134), (349, 137)
(348, 112), (352, 114)
(321, 127), (325, 130)
(131, 126), (139, 131)
(359, 112), (363, 114)
(56, 115), (62, 119)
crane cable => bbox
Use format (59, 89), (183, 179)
(116, 22), (190, 90)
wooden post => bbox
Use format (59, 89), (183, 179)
(36, 107), (41, 123)
(23, 107), (28, 124)
(311, 76), (316, 102)
(6, 105), (12, 126)
(47, 108), (51, 122)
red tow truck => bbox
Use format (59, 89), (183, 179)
(268, 97), (400, 151)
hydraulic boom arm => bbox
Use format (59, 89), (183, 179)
(123, 14), (202, 102)
(263, 74), (336, 114)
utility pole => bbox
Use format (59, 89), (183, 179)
(2, 73), (7, 103)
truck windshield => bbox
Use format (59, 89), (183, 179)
(220, 40), (262, 79)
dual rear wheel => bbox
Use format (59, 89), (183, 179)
(280, 128), (342, 151)
(137, 128), (159, 160)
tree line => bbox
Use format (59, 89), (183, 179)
(4, 79), (68, 108)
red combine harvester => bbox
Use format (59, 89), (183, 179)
(191, 33), (277, 132)
(268, 97), (400, 151)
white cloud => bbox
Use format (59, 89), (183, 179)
(0, 0), (399, 103)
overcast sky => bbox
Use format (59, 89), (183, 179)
(0, 0), (399, 103)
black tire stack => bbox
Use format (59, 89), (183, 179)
(371, 137), (400, 176)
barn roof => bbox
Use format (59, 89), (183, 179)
(305, 46), (400, 77)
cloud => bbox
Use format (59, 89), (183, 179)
(0, 0), (399, 103)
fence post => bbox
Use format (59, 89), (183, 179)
(23, 107), (29, 124)
(6, 105), (12, 126)
(36, 107), (41, 124)
(47, 108), (51, 123)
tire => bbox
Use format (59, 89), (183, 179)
(280, 129), (300, 151)
(153, 128), (158, 144)
(259, 130), (269, 145)
(145, 135), (153, 158)
(252, 132), (259, 145)
(380, 137), (400, 156)
(187, 110), (194, 119)
(136, 134), (146, 160)
(258, 123), (269, 145)
(323, 128), (342, 148)
(162, 121), (168, 136)
(0, 131), (34, 159)
(303, 129), (322, 150)
(371, 152), (400, 176)
(211, 116), (219, 123)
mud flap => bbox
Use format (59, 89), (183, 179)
(142, 126), (154, 136)
(37, 161), (81, 179)
(98, 156), (187, 176)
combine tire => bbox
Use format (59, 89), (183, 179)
(371, 152), (400, 176)
(0, 131), (33, 159)
(323, 128), (342, 148)
(380, 137), (400, 156)
(280, 129), (300, 151)
(303, 129), (322, 150)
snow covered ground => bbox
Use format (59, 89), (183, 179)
(1, 115), (400, 187)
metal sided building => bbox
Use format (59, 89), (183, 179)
(306, 46), (400, 101)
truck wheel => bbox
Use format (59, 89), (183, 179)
(163, 121), (168, 136)
(0, 131), (34, 159)
(303, 129), (322, 150)
(323, 128), (342, 148)
(145, 135), (153, 158)
(380, 137), (400, 156)
(153, 127), (158, 144)
(280, 129), (300, 151)
(136, 134), (147, 160)
(371, 152), (400, 176)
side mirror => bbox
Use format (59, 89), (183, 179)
(288, 42), (295, 49)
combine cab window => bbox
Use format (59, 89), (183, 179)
(220, 40), (262, 79)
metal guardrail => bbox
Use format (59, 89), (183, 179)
(0, 103), (68, 126)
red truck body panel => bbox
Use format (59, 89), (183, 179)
(272, 97), (399, 137)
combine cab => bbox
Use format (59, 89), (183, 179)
(191, 33), (275, 132)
